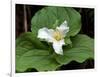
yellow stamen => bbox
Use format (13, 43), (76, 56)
(53, 30), (63, 41)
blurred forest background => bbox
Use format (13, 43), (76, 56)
(16, 4), (94, 72)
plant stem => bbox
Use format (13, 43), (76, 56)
(24, 5), (28, 32)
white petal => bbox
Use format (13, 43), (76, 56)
(56, 20), (69, 37)
(37, 27), (54, 42)
(53, 39), (65, 55)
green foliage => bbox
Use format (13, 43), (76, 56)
(55, 47), (93, 64)
(16, 32), (60, 72)
(16, 33), (94, 72)
(55, 34), (94, 65)
(16, 49), (60, 72)
(31, 7), (81, 37)
(16, 7), (94, 72)
(71, 34), (94, 50)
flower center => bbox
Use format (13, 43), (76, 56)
(53, 30), (63, 41)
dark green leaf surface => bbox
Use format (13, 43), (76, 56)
(16, 32), (60, 72)
(71, 34), (94, 51)
(31, 7), (81, 37)
(16, 33), (94, 72)
(16, 49), (60, 72)
(55, 34), (94, 65)
(55, 47), (94, 65)
(16, 32), (47, 50)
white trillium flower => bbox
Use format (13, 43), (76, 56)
(37, 20), (69, 55)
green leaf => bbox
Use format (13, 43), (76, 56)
(16, 49), (60, 72)
(16, 32), (60, 72)
(65, 38), (72, 46)
(55, 34), (94, 65)
(71, 34), (94, 51)
(16, 32), (47, 50)
(31, 7), (81, 37)
(55, 47), (94, 65)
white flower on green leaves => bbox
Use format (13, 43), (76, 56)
(37, 20), (69, 55)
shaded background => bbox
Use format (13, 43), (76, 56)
(16, 4), (94, 72)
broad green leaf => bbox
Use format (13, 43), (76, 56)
(55, 47), (94, 65)
(16, 32), (47, 50)
(71, 34), (94, 51)
(16, 49), (60, 72)
(16, 32), (60, 72)
(31, 7), (81, 37)
(55, 34), (94, 65)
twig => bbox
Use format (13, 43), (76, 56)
(24, 5), (28, 32)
